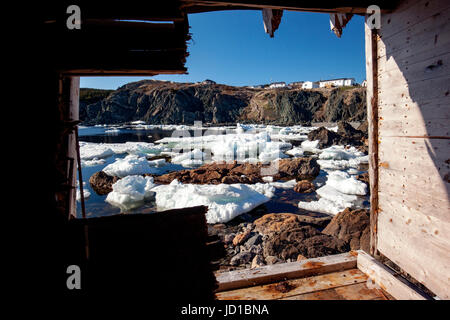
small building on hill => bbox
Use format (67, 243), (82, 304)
(302, 81), (319, 89)
(268, 81), (286, 89)
(319, 78), (355, 88)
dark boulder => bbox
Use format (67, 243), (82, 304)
(307, 126), (342, 148)
(262, 226), (348, 260)
(322, 208), (370, 253)
(89, 171), (119, 195)
(274, 157), (320, 181)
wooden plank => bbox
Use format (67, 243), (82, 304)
(378, 76), (450, 106)
(334, 282), (388, 300)
(216, 269), (368, 300)
(282, 283), (388, 300)
(280, 287), (345, 300)
(378, 0), (450, 40)
(365, 18), (380, 257)
(378, 6), (450, 59)
(357, 250), (430, 300)
(379, 52), (450, 87)
(376, 208), (450, 299)
(67, 77), (79, 219)
(215, 252), (357, 292)
(182, 0), (399, 14)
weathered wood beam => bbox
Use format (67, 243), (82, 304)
(357, 250), (431, 300)
(215, 251), (358, 292)
(182, 0), (401, 14)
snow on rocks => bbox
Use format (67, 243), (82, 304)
(152, 180), (275, 224)
(105, 175), (156, 211)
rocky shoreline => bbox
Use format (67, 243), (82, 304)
(85, 121), (370, 272)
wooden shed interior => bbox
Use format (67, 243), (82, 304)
(35, 0), (449, 299)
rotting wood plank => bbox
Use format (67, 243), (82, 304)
(356, 250), (430, 300)
(216, 269), (368, 300)
(215, 252), (357, 292)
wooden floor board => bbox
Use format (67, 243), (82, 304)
(216, 269), (370, 300)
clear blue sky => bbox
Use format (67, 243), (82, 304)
(80, 10), (366, 89)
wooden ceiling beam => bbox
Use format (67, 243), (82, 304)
(181, 0), (400, 14)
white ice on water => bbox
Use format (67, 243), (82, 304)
(105, 175), (156, 211)
(298, 170), (367, 215)
(152, 180), (276, 224)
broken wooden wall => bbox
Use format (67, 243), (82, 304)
(366, 0), (450, 299)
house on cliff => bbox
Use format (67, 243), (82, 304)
(302, 81), (319, 89)
(268, 81), (287, 88)
(319, 78), (356, 88)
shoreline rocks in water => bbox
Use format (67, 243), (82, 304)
(89, 171), (119, 195)
(89, 157), (321, 193)
(307, 121), (367, 149)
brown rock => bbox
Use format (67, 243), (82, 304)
(297, 254), (307, 261)
(262, 226), (348, 261)
(251, 255), (265, 269)
(307, 126), (342, 148)
(153, 161), (264, 185)
(265, 255), (282, 265)
(254, 213), (304, 236)
(89, 171), (119, 195)
(322, 208), (370, 253)
(356, 172), (370, 187)
(293, 180), (315, 193)
(274, 157), (320, 181)
(232, 229), (252, 246)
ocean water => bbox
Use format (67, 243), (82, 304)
(77, 125), (369, 221)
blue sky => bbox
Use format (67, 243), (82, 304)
(80, 10), (366, 89)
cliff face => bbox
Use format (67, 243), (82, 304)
(80, 80), (366, 125)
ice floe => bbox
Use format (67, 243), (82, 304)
(79, 141), (167, 161)
(106, 175), (156, 211)
(317, 146), (368, 170)
(285, 147), (304, 157)
(171, 148), (206, 167)
(152, 180), (275, 223)
(298, 170), (367, 215)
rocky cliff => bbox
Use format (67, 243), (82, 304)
(80, 80), (366, 125)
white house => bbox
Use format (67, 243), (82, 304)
(319, 78), (355, 88)
(361, 79), (367, 87)
(302, 81), (319, 89)
(268, 82), (286, 89)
